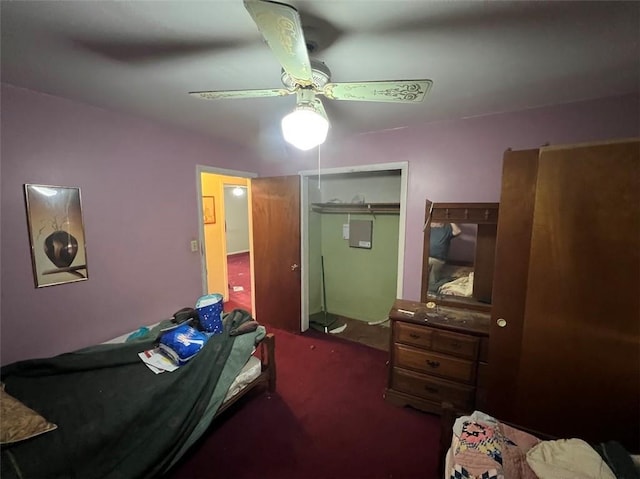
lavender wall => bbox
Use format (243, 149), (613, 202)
(2, 84), (638, 365)
(0, 84), (259, 365)
(267, 93), (639, 301)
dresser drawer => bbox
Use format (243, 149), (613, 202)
(394, 322), (433, 349)
(431, 330), (479, 360)
(391, 367), (475, 410)
(394, 344), (476, 384)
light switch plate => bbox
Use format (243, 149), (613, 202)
(342, 224), (350, 239)
(190, 240), (199, 252)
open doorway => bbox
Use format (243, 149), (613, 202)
(197, 168), (302, 332)
(197, 166), (256, 314)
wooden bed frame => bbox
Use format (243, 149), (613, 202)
(214, 332), (276, 417)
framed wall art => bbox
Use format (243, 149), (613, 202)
(24, 184), (89, 287)
(203, 196), (216, 224)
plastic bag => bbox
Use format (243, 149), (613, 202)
(158, 323), (208, 366)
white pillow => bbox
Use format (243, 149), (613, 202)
(526, 439), (615, 479)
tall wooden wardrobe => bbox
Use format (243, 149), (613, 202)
(487, 139), (639, 452)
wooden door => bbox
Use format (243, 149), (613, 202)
(251, 176), (301, 332)
(489, 140), (640, 450)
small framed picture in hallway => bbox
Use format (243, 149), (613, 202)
(24, 184), (89, 288)
(203, 196), (216, 224)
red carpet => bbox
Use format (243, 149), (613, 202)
(225, 252), (251, 313)
(168, 328), (441, 479)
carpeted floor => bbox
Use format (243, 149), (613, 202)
(167, 327), (441, 479)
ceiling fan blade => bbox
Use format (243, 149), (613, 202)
(72, 38), (245, 63)
(243, 0), (313, 86)
(321, 80), (433, 103)
(189, 88), (294, 100)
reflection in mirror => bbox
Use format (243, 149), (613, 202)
(420, 201), (499, 311)
(428, 223), (477, 298)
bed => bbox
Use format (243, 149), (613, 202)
(439, 404), (640, 479)
(0, 309), (275, 479)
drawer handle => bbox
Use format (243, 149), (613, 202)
(426, 360), (440, 368)
(409, 333), (420, 339)
(424, 386), (439, 394)
(450, 342), (461, 349)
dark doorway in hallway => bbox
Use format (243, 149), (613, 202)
(225, 252), (251, 313)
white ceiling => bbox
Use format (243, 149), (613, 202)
(2, 1), (639, 152)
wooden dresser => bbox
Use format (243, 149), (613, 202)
(385, 299), (490, 415)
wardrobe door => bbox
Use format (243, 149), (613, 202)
(491, 140), (640, 450)
(487, 148), (540, 420)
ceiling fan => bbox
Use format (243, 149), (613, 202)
(189, 0), (433, 150)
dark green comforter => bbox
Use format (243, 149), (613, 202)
(1, 313), (254, 479)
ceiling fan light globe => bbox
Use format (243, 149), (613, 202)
(281, 107), (329, 151)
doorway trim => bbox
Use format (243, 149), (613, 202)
(298, 161), (408, 331)
(196, 165), (258, 295)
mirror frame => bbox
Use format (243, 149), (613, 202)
(420, 200), (499, 312)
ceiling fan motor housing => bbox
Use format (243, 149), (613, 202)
(281, 59), (331, 90)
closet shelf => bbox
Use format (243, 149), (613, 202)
(311, 202), (400, 214)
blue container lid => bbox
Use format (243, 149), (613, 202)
(196, 293), (223, 308)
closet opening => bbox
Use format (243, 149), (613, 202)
(300, 162), (408, 352)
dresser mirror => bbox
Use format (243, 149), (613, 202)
(420, 201), (499, 312)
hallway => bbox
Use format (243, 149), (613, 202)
(224, 252), (251, 313)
